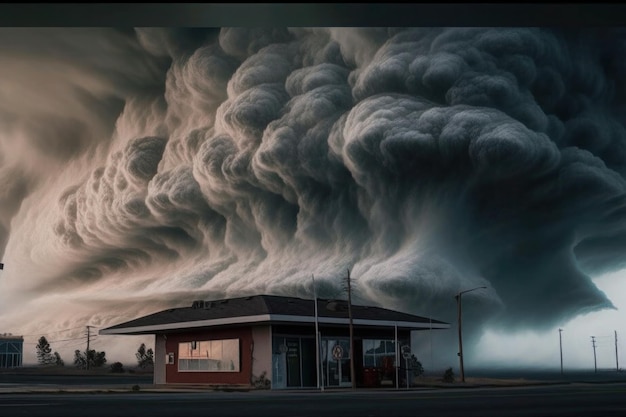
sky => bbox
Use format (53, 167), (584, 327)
(1, 26), (626, 371)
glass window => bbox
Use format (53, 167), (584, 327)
(178, 339), (240, 372)
(363, 339), (396, 367)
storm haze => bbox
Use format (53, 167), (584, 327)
(1, 27), (626, 367)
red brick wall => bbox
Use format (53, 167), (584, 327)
(164, 327), (253, 385)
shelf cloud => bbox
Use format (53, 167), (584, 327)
(1, 27), (626, 363)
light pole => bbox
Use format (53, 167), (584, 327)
(455, 286), (487, 383)
(559, 328), (563, 375)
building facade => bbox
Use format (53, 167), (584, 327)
(0, 334), (23, 368)
(101, 295), (449, 389)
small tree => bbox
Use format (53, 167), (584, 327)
(74, 350), (87, 369)
(53, 351), (64, 367)
(110, 362), (124, 373)
(136, 343), (154, 369)
(409, 354), (424, 377)
(442, 367), (455, 383)
(36, 336), (55, 365)
(74, 349), (107, 369)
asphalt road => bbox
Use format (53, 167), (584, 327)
(1, 383), (625, 417)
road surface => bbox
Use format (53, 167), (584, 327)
(1, 383), (625, 417)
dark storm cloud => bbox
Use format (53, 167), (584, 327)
(6, 27), (626, 357)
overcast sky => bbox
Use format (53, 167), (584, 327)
(1, 27), (626, 370)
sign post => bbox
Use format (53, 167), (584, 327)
(401, 345), (411, 389)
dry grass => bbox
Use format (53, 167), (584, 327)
(411, 375), (552, 387)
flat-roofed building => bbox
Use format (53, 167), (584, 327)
(0, 334), (23, 368)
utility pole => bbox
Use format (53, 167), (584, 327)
(455, 286), (487, 383)
(591, 336), (597, 373)
(559, 328), (563, 375)
(312, 275), (322, 391)
(86, 325), (92, 370)
(345, 269), (356, 390)
(615, 330), (619, 372)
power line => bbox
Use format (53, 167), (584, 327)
(23, 336), (87, 345)
(19, 326), (89, 337)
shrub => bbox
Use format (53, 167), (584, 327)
(110, 362), (124, 373)
(409, 354), (424, 377)
(442, 367), (455, 383)
(251, 371), (271, 389)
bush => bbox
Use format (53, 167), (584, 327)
(409, 354), (424, 377)
(136, 343), (154, 370)
(110, 362), (124, 373)
(442, 367), (455, 383)
(251, 371), (271, 389)
(74, 349), (107, 369)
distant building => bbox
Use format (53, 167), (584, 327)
(0, 334), (23, 368)
(100, 294), (449, 389)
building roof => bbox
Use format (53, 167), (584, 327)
(100, 294), (449, 335)
(0, 334), (23, 341)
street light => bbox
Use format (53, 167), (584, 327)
(455, 286), (487, 383)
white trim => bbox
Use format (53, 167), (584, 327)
(100, 313), (450, 335)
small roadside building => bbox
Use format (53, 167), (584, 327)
(100, 295), (449, 389)
(0, 334), (23, 368)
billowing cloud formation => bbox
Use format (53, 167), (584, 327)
(2, 27), (626, 363)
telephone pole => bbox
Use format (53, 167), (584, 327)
(345, 269), (356, 390)
(86, 325), (92, 370)
(559, 328), (563, 375)
(591, 336), (597, 373)
(615, 330), (619, 372)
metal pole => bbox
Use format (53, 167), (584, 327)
(559, 328), (563, 375)
(429, 317), (433, 374)
(346, 269), (356, 390)
(395, 324), (399, 390)
(456, 294), (464, 382)
(319, 331), (324, 391)
(405, 357), (409, 389)
(615, 330), (619, 372)
(313, 275), (320, 390)
(455, 286), (487, 383)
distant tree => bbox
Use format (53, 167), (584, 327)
(53, 351), (65, 367)
(74, 350), (87, 369)
(74, 349), (107, 369)
(442, 367), (455, 383)
(36, 336), (55, 365)
(110, 362), (124, 373)
(136, 343), (154, 369)
(409, 354), (424, 377)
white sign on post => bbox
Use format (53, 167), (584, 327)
(401, 345), (411, 389)
(401, 345), (411, 359)
(332, 344), (344, 360)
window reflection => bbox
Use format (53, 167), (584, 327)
(363, 339), (395, 367)
(178, 339), (240, 372)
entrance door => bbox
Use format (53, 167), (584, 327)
(322, 338), (351, 387)
(272, 352), (286, 389)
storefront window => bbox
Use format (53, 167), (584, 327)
(363, 339), (395, 367)
(178, 339), (240, 372)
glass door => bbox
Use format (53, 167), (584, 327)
(322, 338), (351, 387)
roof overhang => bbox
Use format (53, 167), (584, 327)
(100, 314), (450, 335)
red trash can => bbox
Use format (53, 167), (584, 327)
(363, 367), (381, 387)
